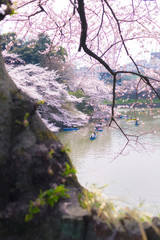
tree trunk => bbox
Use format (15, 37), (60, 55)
(0, 49), (86, 239)
(0, 50), (17, 160)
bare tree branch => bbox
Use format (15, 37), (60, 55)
(103, 0), (141, 75)
(77, 0), (115, 76)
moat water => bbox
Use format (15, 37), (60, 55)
(57, 108), (160, 215)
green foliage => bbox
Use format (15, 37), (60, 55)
(68, 89), (85, 98)
(36, 130), (58, 142)
(61, 143), (71, 153)
(15, 45), (41, 64)
(78, 189), (115, 216)
(35, 33), (51, 52)
(68, 90), (94, 115)
(78, 185), (152, 236)
(9, 8), (17, 15)
(37, 100), (45, 105)
(1, 32), (17, 51)
(76, 100), (94, 116)
(103, 98), (160, 105)
(16, 112), (29, 128)
(25, 185), (70, 222)
(56, 46), (68, 61)
(1, 32), (68, 65)
(69, 90), (94, 115)
(39, 185), (70, 207)
(25, 198), (45, 222)
(63, 162), (77, 177)
(47, 148), (55, 159)
(78, 191), (96, 210)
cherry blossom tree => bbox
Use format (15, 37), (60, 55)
(5, 59), (89, 129)
(2, 1), (160, 97)
(4, 52), (113, 128)
(1, 0), (160, 139)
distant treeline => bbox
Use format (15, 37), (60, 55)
(1, 32), (68, 65)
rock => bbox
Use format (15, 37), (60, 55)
(0, 40), (160, 240)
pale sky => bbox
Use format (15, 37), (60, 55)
(1, 0), (159, 66)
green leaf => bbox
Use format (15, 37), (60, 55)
(37, 100), (45, 105)
(25, 213), (33, 222)
(24, 112), (29, 120)
(25, 185), (70, 221)
(63, 163), (77, 177)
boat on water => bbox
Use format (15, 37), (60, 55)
(90, 135), (96, 140)
(63, 127), (79, 131)
(95, 123), (103, 132)
(135, 120), (139, 126)
(126, 118), (136, 121)
(95, 128), (103, 132)
(117, 115), (129, 119)
(90, 132), (96, 140)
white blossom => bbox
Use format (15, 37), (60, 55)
(6, 64), (89, 129)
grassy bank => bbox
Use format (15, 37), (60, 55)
(103, 98), (160, 106)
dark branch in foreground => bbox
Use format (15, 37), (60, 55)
(77, 0), (115, 76)
(76, 0), (160, 144)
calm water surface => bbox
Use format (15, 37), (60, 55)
(57, 108), (160, 215)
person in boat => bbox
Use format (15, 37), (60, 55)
(96, 122), (102, 130)
(135, 120), (139, 126)
(91, 132), (96, 138)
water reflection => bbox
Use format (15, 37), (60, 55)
(57, 108), (160, 215)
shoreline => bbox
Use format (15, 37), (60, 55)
(108, 102), (160, 109)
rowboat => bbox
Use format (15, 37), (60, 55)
(90, 135), (96, 140)
(117, 115), (129, 119)
(63, 128), (79, 131)
(135, 120), (139, 126)
(90, 132), (96, 140)
(126, 118), (136, 121)
(96, 128), (103, 132)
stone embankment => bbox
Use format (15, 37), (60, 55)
(0, 82), (160, 240)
